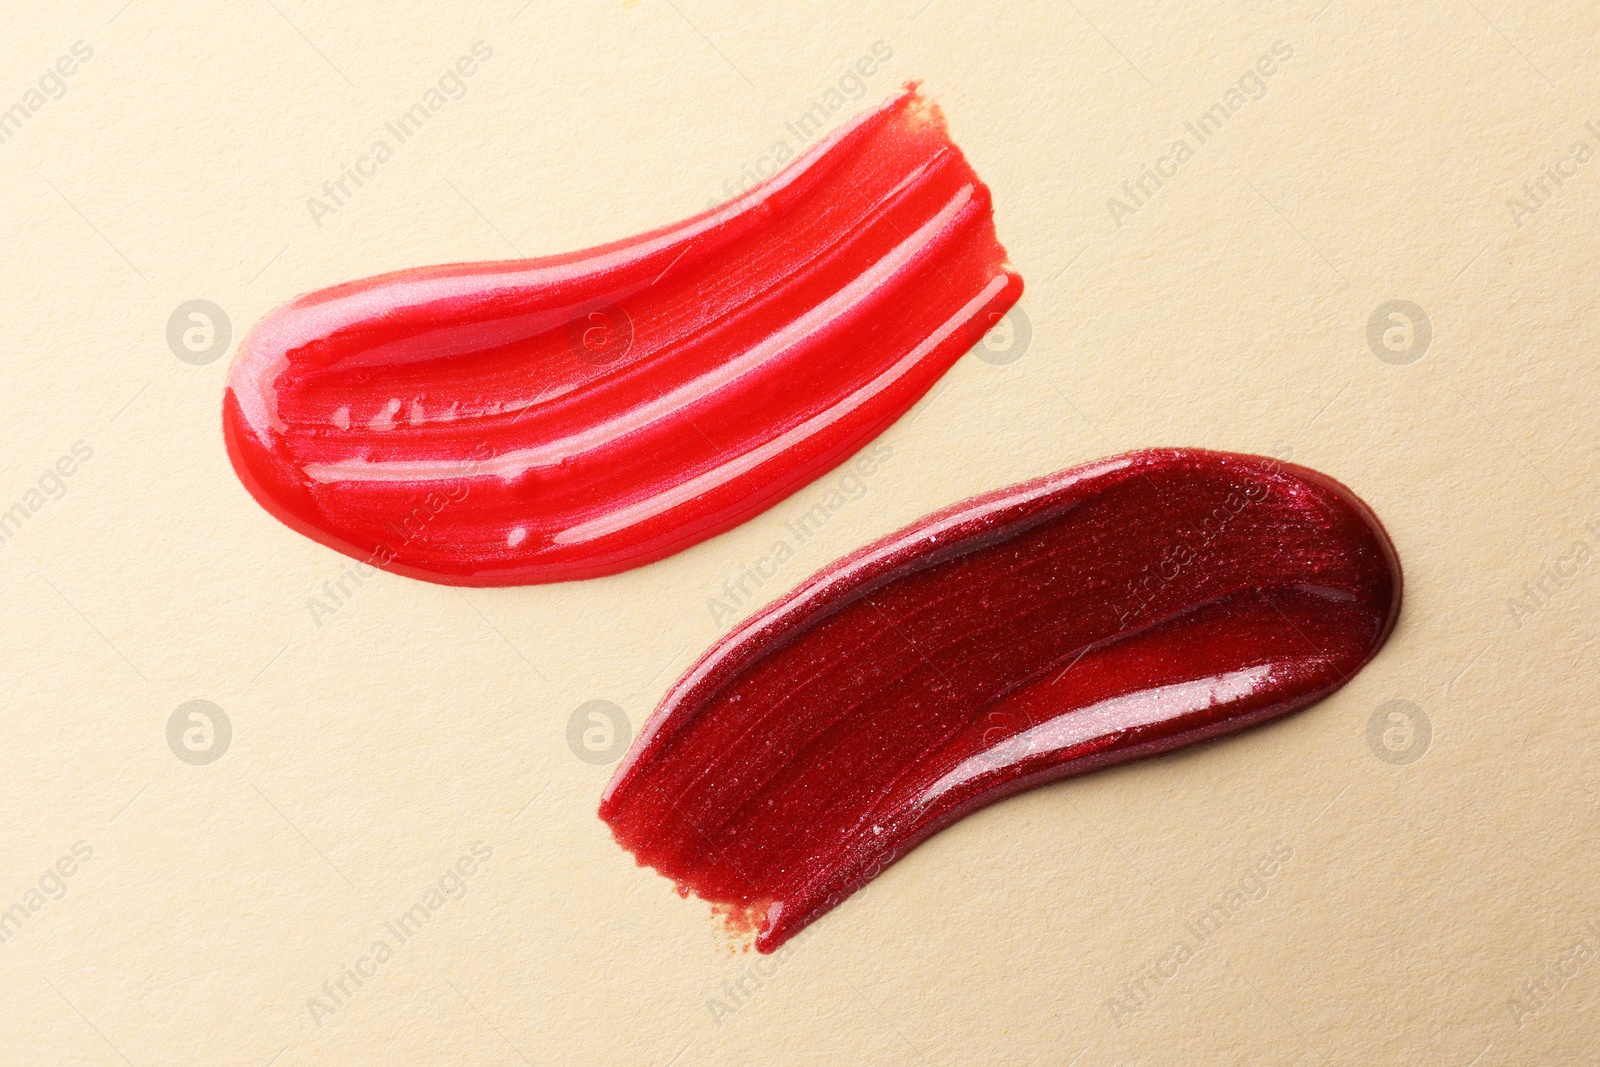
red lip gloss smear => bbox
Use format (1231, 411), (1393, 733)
(223, 84), (1021, 585)
(600, 449), (1401, 952)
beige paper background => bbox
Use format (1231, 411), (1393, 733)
(2, 0), (1596, 1063)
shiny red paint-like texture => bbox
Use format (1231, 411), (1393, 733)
(600, 449), (1402, 952)
(223, 85), (1021, 585)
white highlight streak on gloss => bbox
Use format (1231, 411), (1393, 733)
(555, 269), (1007, 546)
(229, 94), (904, 439)
(301, 185), (976, 485)
(918, 664), (1275, 805)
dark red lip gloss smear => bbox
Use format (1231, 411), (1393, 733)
(600, 449), (1402, 952)
(223, 84), (1021, 585)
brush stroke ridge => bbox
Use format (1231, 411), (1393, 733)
(600, 449), (1402, 951)
(223, 85), (1022, 585)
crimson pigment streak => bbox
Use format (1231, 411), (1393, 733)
(600, 449), (1402, 952)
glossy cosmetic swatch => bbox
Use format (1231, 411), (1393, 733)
(600, 449), (1402, 952)
(223, 85), (1022, 585)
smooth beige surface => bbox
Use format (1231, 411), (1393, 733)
(2, 1), (1596, 1063)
